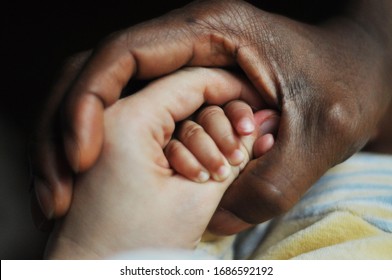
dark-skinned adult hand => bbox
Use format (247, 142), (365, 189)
(30, 0), (392, 234)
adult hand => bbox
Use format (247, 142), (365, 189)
(31, 0), (392, 234)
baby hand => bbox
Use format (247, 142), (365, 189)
(165, 100), (279, 183)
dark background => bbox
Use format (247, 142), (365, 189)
(2, 0), (196, 260)
(1, 0), (341, 259)
(3, 1), (197, 133)
(2, 0), (342, 132)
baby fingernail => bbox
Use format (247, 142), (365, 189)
(197, 170), (210, 183)
(34, 178), (54, 220)
(213, 165), (230, 181)
(229, 149), (245, 165)
(238, 117), (255, 134)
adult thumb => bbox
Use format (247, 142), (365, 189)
(208, 117), (329, 235)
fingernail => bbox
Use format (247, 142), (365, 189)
(34, 178), (54, 220)
(197, 170), (210, 183)
(259, 117), (279, 135)
(238, 118), (255, 134)
(229, 149), (245, 165)
(213, 165), (230, 181)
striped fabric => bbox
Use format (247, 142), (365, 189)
(197, 152), (392, 259)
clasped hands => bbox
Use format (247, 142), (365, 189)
(45, 68), (279, 259)
(31, 0), (392, 257)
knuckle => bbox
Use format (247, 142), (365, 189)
(165, 140), (182, 157)
(182, 0), (256, 43)
(180, 121), (205, 140)
(322, 100), (366, 160)
(318, 97), (362, 145)
(324, 101), (358, 135)
(255, 180), (295, 216)
(225, 100), (252, 116)
(294, 91), (365, 164)
(284, 74), (361, 143)
(196, 106), (224, 124)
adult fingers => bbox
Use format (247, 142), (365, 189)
(30, 51), (90, 221)
(207, 118), (315, 235)
(208, 98), (362, 235)
(61, 3), (239, 173)
(61, 0), (277, 173)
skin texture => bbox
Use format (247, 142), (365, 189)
(31, 0), (392, 235)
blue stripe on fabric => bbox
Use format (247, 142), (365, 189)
(288, 196), (392, 222)
(299, 196), (392, 213)
(314, 169), (392, 187)
(345, 153), (392, 165)
(363, 216), (392, 233)
(302, 183), (392, 202)
(285, 153), (392, 232)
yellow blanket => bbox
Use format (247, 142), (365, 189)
(197, 152), (392, 259)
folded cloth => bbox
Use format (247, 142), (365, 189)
(197, 152), (392, 260)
